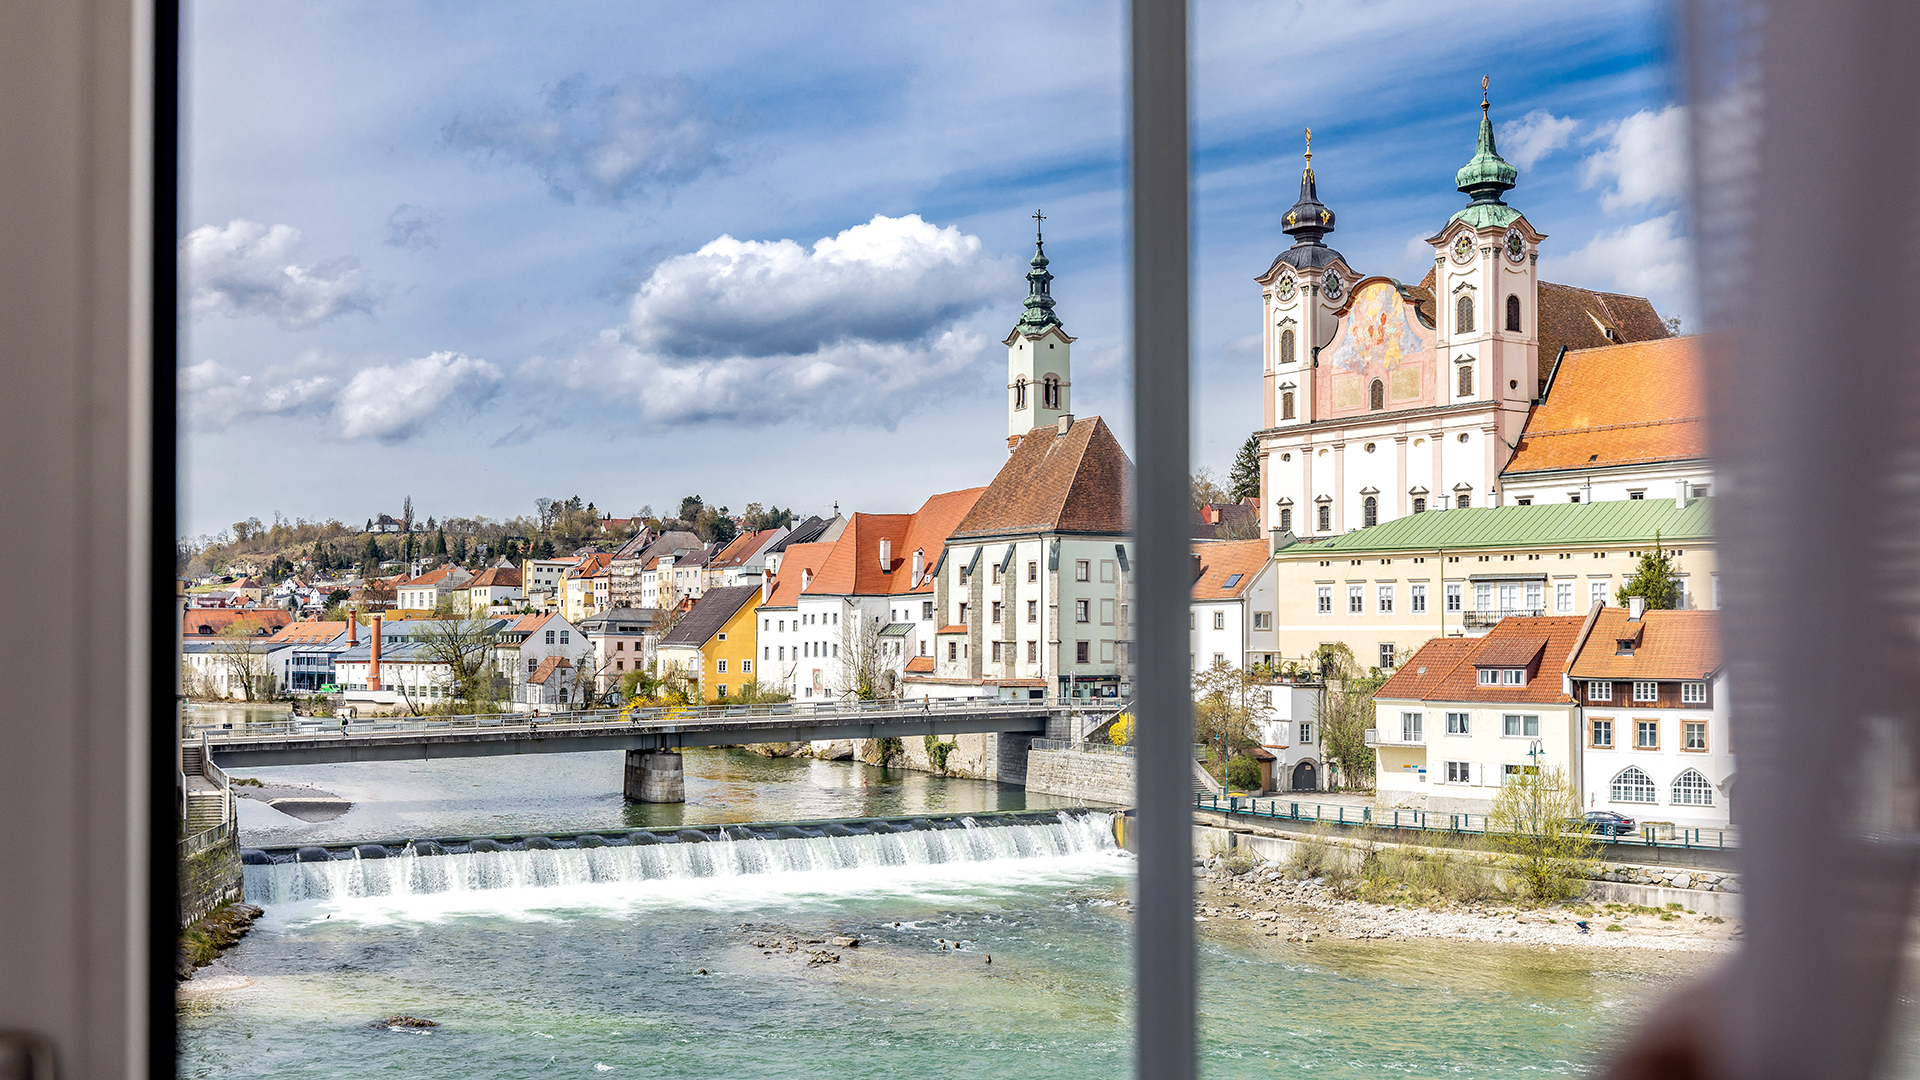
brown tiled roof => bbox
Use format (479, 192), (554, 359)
(400, 565), (470, 588)
(1376, 615), (1589, 705)
(1473, 636), (1548, 668)
(659, 585), (759, 647)
(892, 488), (986, 595)
(904, 656), (935, 674)
(937, 624), (968, 635)
(183, 609), (292, 636)
(266, 620), (346, 644)
(467, 566), (522, 589)
(1505, 336), (1705, 476)
(1535, 281), (1669, 387)
(809, 513), (914, 596)
(528, 656), (572, 685)
(1190, 539), (1269, 600)
(951, 416), (1131, 539)
(509, 613), (553, 633)
(566, 553), (613, 579)
(1568, 608), (1720, 680)
(710, 529), (782, 569)
(762, 542), (834, 609)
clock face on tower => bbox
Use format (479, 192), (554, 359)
(1323, 271), (1342, 300)
(1451, 232), (1475, 264)
(1504, 229), (1526, 263)
(1276, 274), (1296, 302)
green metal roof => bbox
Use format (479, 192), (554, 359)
(1279, 498), (1713, 556)
(1447, 202), (1523, 229)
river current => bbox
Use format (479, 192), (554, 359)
(181, 748), (1711, 1078)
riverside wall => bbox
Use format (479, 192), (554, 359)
(1024, 747), (1134, 806)
(180, 830), (244, 927)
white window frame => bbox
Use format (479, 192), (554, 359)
(1682, 681), (1707, 704)
(1633, 680), (1659, 702)
(1317, 586), (1332, 614)
(1411, 584), (1427, 613)
(1445, 583), (1462, 612)
(1446, 711), (1470, 735)
(1589, 680), (1612, 701)
(1502, 714), (1540, 737)
(1555, 581), (1574, 614)
(1400, 711), (1423, 742)
(1377, 584), (1393, 613)
(1348, 585), (1363, 614)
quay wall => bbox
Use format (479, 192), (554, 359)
(1024, 748), (1134, 806)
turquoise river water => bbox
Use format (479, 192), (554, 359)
(181, 748), (1718, 1078)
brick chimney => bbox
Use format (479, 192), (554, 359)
(369, 612), (383, 691)
(348, 608), (358, 646)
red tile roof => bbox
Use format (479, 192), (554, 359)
(762, 542), (835, 609)
(467, 566), (522, 590)
(1190, 539), (1269, 600)
(904, 656), (935, 674)
(1505, 336), (1705, 476)
(937, 624), (968, 635)
(1568, 608), (1720, 680)
(808, 513), (913, 596)
(566, 553), (613, 579)
(951, 416), (1131, 539)
(528, 656), (572, 685)
(891, 488), (986, 595)
(266, 620), (346, 644)
(1376, 615), (1591, 705)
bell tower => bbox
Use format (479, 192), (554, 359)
(1005, 210), (1075, 448)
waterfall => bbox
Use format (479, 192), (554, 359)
(241, 811), (1118, 906)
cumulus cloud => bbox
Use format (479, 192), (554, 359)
(385, 204), (440, 250)
(446, 75), (722, 203)
(180, 359), (335, 431)
(582, 214), (1012, 425)
(1547, 210), (1695, 318)
(181, 220), (383, 329)
(1581, 105), (1690, 211)
(335, 351), (503, 442)
(1500, 109), (1580, 171)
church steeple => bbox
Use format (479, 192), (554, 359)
(1275, 128), (1345, 270)
(1004, 210), (1074, 448)
(1014, 211), (1061, 334)
(1450, 77), (1522, 229)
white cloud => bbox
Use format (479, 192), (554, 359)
(446, 75), (722, 203)
(1500, 109), (1580, 171)
(385, 204), (440, 250)
(335, 351), (503, 442)
(182, 219), (383, 329)
(1581, 105), (1690, 211)
(1545, 210), (1694, 320)
(591, 213), (1012, 425)
(180, 359), (335, 431)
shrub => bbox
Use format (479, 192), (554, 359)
(1486, 765), (1602, 902)
(1108, 713), (1133, 747)
(1605, 924), (1625, 932)
(1354, 839), (1501, 906)
(1227, 754), (1263, 791)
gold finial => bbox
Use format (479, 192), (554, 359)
(1304, 126), (1314, 166)
(1481, 75), (1490, 112)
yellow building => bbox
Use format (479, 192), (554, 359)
(655, 584), (762, 702)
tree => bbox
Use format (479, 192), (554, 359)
(1191, 468), (1229, 517)
(360, 534), (382, 573)
(1308, 642), (1380, 790)
(1617, 536), (1679, 609)
(1228, 434), (1261, 503)
(401, 495), (414, 535)
(1486, 765), (1602, 901)
(434, 528), (448, 558)
(210, 624), (275, 701)
(412, 615), (507, 712)
(1192, 660), (1269, 783)
(693, 504), (737, 546)
(679, 495), (704, 523)
(837, 609), (902, 700)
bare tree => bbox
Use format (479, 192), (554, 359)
(1487, 765), (1602, 901)
(412, 615), (506, 712)
(210, 623), (275, 701)
(837, 606), (902, 700)
(1192, 659), (1269, 782)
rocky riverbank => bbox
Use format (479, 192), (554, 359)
(1167, 854), (1740, 953)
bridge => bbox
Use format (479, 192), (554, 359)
(194, 698), (1122, 802)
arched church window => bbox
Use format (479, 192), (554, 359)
(1014, 377), (1028, 410)
(1280, 328), (1295, 367)
(1457, 364), (1473, 398)
(1281, 391), (1295, 420)
(1363, 496), (1378, 527)
(1369, 379), (1384, 411)
(1317, 504), (1331, 532)
(1042, 374), (1061, 410)
(1506, 294), (1521, 332)
(1278, 506), (1292, 533)
(1456, 294), (1475, 334)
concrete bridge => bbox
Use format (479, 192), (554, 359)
(195, 698), (1121, 802)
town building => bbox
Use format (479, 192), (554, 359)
(656, 584), (762, 702)
(521, 556), (582, 609)
(702, 527), (790, 590)
(461, 565), (523, 613)
(761, 514), (845, 578)
(1254, 96), (1670, 540)
(576, 607), (660, 694)
(1189, 539), (1280, 672)
(756, 541), (835, 699)
(491, 612), (588, 712)
(181, 607), (290, 639)
(1004, 217), (1074, 447)
(262, 619), (350, 694)
(561, 552), (613, 622)
(1269, 495), (1715, 671)
(394, 564), (473, 612)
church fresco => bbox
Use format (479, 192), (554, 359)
(1318, 281), (1433, 415)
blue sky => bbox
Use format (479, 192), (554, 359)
(180, 0), (1685, 541)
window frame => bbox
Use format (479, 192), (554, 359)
(1633, 680), (1659, 703)
(1445, 711), (1470, 735)
(1589, 679), (1612, 702)
(1684, 721), (1708, 752)
(1636, 719), (1661, 750)
(1591, 718), (1614, 748)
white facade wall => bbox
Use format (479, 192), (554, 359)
(1503, 468), (1715, 509)
(1373, 694), (1582, 814)
(1579, 672), (1732, 828)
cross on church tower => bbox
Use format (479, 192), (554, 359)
(1033, 208), (1045, 234)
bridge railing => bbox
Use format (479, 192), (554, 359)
(193, 695), (1118, 744)
(1194, 793), (1737, 850)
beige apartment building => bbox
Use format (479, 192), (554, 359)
(1270, 495), (1714, 671)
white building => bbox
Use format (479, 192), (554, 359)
(521, 557), (579, 608)
(394, 565), (472, 612)
(1188, 539), (1280, 672)
(492, 612), (590, 712)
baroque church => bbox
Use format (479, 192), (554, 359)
(1255, 90), (1675, 539)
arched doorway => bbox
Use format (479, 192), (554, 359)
(1291, 759), (1318, 791)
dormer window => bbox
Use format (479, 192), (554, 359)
(1477, 668), (1525, 686)
(1616, 638), (1635, 656)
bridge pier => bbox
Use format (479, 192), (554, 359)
(624, 750), (685, 803)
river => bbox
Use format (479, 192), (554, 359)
(182, 748), (1717, 1078)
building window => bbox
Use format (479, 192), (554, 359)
(1317, 586), (1332, 614)
(1413, 497), (1426, 514)
(1682, 681), (1707, 704)
(1411, 584), (1427, 613)
(1014, 377), (1028, 409)
(1378, 643), (1396, 668)
(1672, 769), (1714, 805)
(1589, 680), (1613, 702)
(1633, 681), (1658, 702)
(1446, 583), (1461, 612)
(1555, 582), (1574, 614)
(1212, 610), (1225, 630)
(991, 601), (1002, 624)
(1076, 640), (1090, 664)
(1444, 761), (1471, 784)
(923, 601), (934, 620)
(1591, 580), (1609, 608)
(1075, 560), (1090, 582)
(1317, 504), (1331, 531)
(1457, 364), (1473, 398)
(1591, 718), (1615, 748)
(1028, 560), (1038, 582)
(1348, 585), (1364, 614)
(1281, 390), (1295, 420)
(560, 630), (569, 644)
(1252, 612), (1270, 630)
(1028, 599), (1038, 623)
(1502, 714), (1541, 737)
(1446, 711), (1470, 735)
(1027, 640), (1038, 662)
(1363, 495), (1378, 527)
(1278, 506), (1292, 532)
(948, 641), (957, 661)
(1505, 294), (1521, 332)
(1280, 327), (1295, 366)
(715, 685), (727, 699)
(992, 641), (1003, 662)
(1456, 493), (1471, 509)
(1212, 651), (1225, 666)
(991, 565), (1001, 585)
(1475, 583), (1493, 612)
(1456, 294), (1475, 333)
(1611, 766), (1658, 803)
(717, 660), (728, 673)
(1043, 374), (1061, 410)
(1076, 599), (1090, 623)
(742, 659), (752, 673)
(1636, 720), (1660, 749)
(1628, 489), (1645, 500)
(1369, 379), (1384, 411)
(1684, 721), (1708, 751)
(1400, 711), (1423, 742)
(1299, 722), (1312, 744)
(1374, 585), (1391, 614)
(546, 629), (556, 644)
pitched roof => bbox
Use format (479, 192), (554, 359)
(266, 620), (347, 644)
(659, 585), (759, 647)
(509, 612), (553, 633)
(1535, 281), (1670, 386)
(566, 552), (613, 579)
(1376, 615), (1589, 705)
(1505, 336), (1706, 476)
(768, 515), (837, 552)
(904, 656), (935, 674)
(1190, 539), (1270, 600)
(467, 566), (522, 589)
(892, 488), (986, 595)
(400, 565), (471, 589)
(709, 528), (786, 570)
(1569, 608), (1721, 680)
(1278, 497), (1712, 556)
(809, 512), (914, 596)
(528, 656), (573, 685)
(182, 609), (292, 636)
(951, 416), (1131, 539)
(763, 541), (834, 609)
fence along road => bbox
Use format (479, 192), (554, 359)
(197, 698), (1120, 769)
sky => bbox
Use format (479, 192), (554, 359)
(179, 0), (1687, 541)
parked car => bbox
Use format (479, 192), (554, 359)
(1579, 810), (1637, 837)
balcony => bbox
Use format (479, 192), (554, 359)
(1462, 607), (1546, 630)
(1365, 728), (1426, 748)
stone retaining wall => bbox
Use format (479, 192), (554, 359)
(180, 831), (243, 927)
(1024, 748), (1134, 805)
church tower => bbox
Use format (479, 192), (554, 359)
(1005, 211), (1075, 447)
(1426, 79), (1544, 481)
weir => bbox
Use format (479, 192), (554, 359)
(240, 809), (1118, 905)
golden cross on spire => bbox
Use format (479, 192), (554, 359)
(1304, 126), (1313, 164)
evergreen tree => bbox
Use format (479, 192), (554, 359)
(534, 537), (556, 560)
(1228, 434), (1261, 503)
(453, 535), (468, 563)
(360, 534), (382, 573)
(434, 528), (448, 558)
(1617, 536), (1680, 609)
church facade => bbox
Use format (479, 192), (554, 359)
(1255, 96), (1670, 540)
